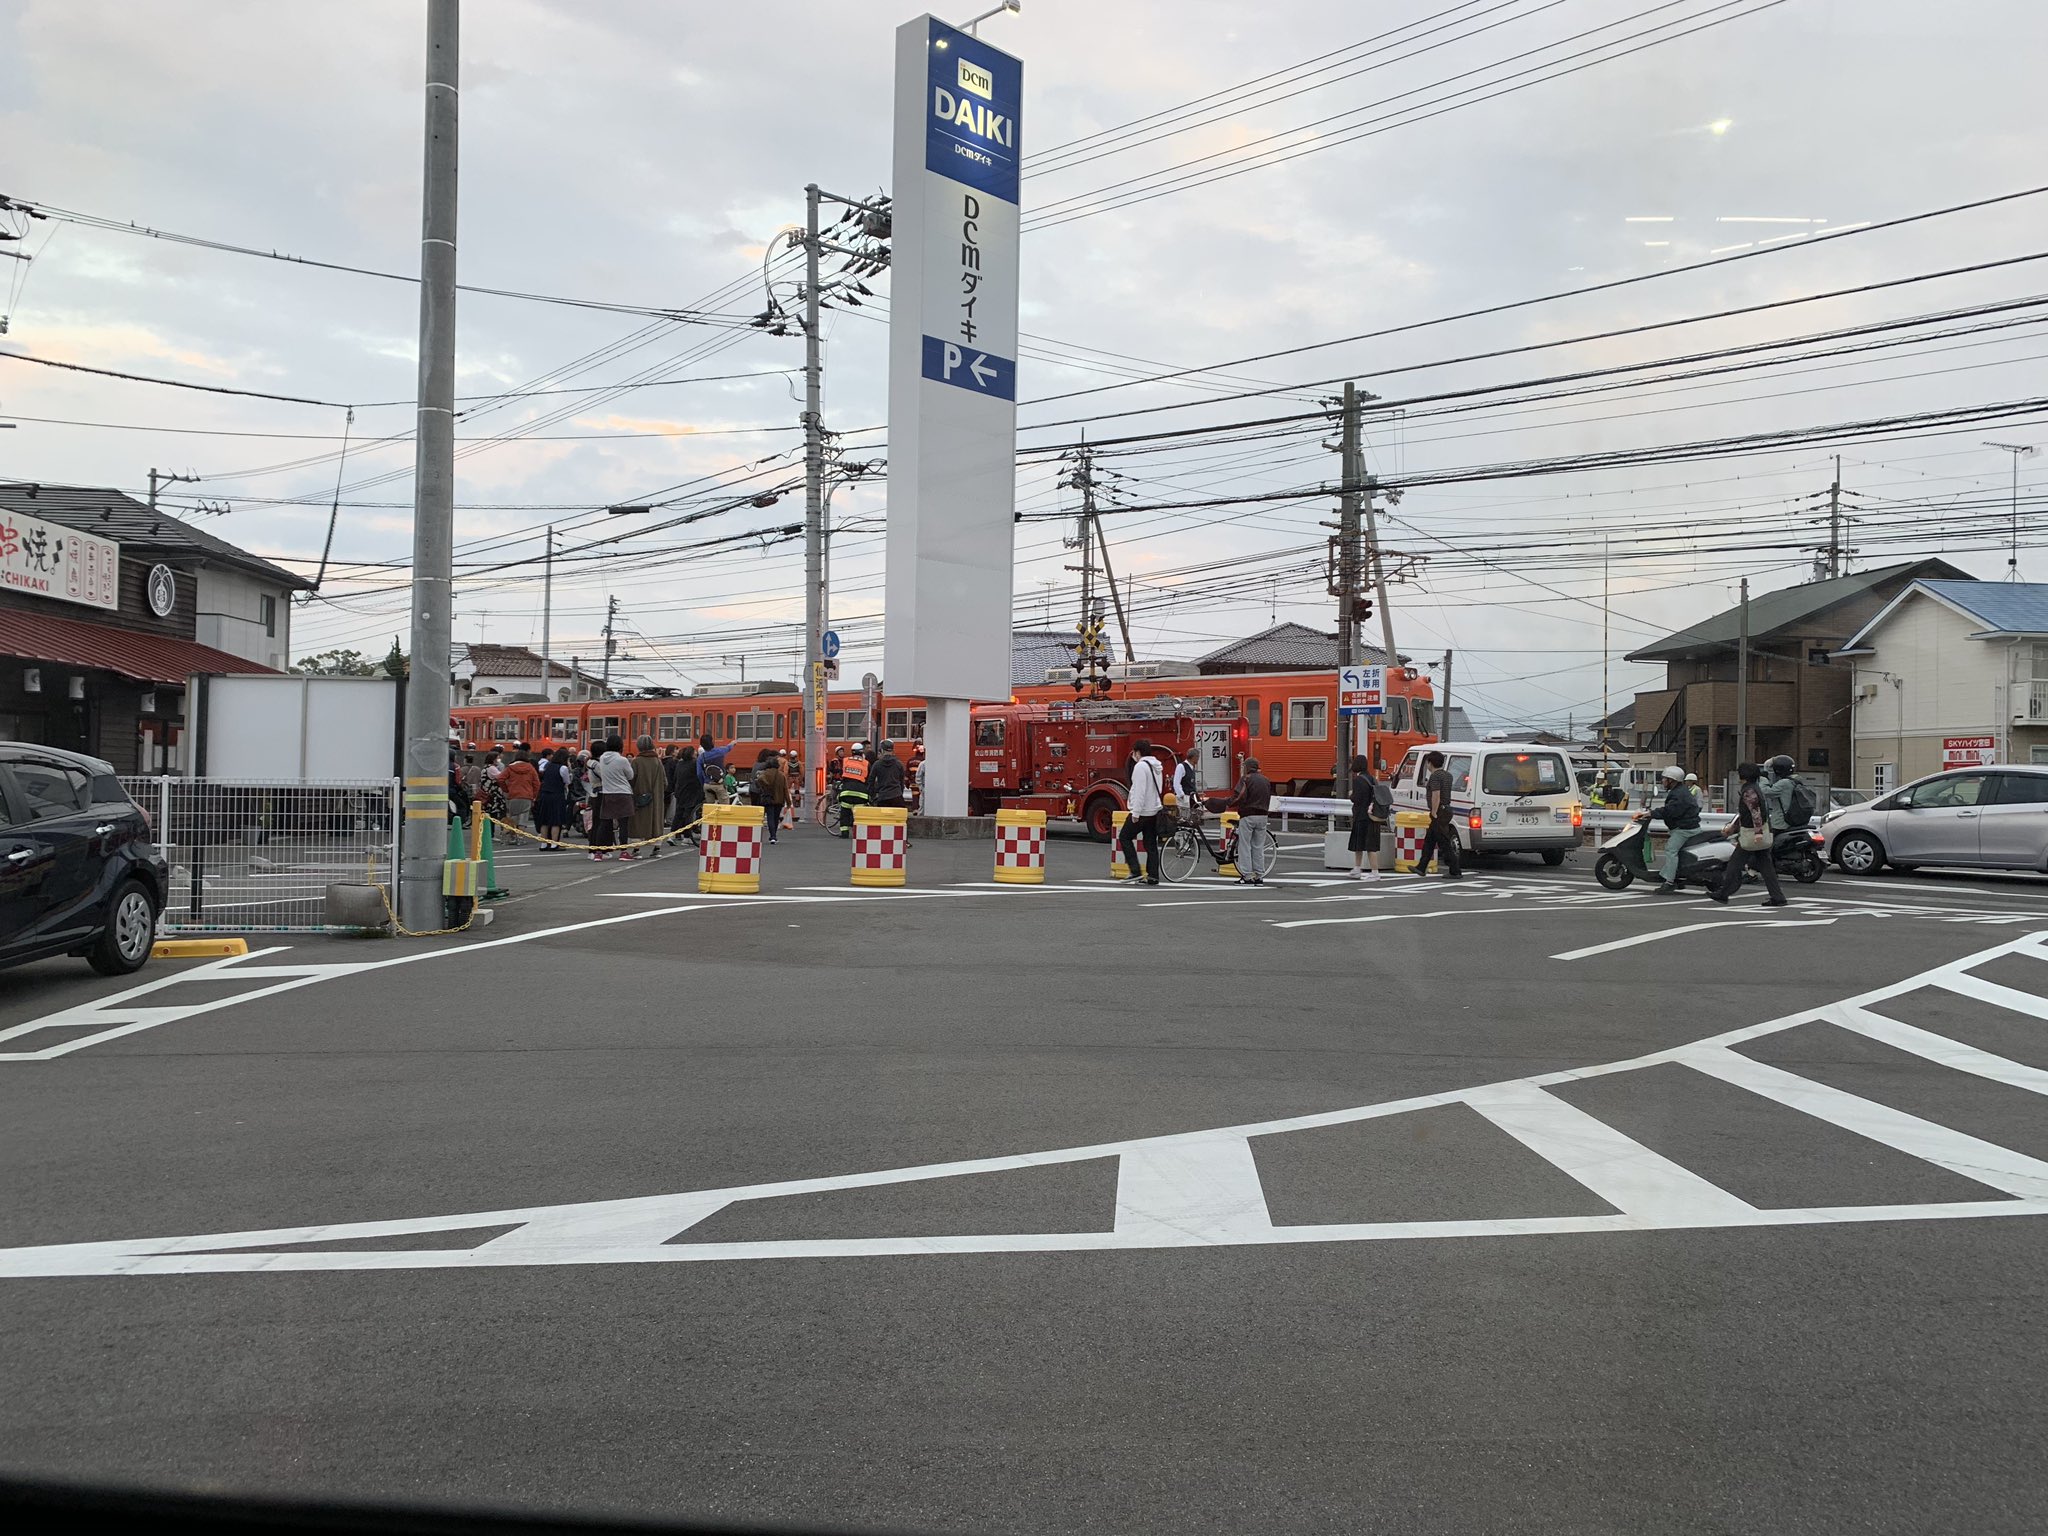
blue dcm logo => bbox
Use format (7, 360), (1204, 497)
(921, 334), (1016, 401)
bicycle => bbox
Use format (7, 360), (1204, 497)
(1158, 810), (1278, 884)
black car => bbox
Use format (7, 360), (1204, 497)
(0, 743), (169, 976)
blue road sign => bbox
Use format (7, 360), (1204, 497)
(821, 631), (842, 660)
(920, 335), (1017, 400)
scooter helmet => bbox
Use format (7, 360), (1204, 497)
(1767, 754), (1795, 779)
(1660, 765), (1685, 782)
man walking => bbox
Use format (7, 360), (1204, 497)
(869, 739), (907, 810)
(1118, 739), (1165, 886)
(1414, 750), (1465, 879)
(1228, 756), (1275, 886)
(1709, 760), (1789, 907)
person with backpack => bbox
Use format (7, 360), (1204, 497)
(1346, 755), (1391, 880)
(1763, 755), (1815, 831)
(697, 733), (733, 807)
(1709, 761), (1789, 907)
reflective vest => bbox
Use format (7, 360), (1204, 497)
(839, 756), (871, 802)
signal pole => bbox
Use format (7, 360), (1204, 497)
(398, 0), (459, 932)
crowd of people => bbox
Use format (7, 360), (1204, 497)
(449, 734), (802, 861)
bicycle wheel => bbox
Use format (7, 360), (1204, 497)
(1159, 827), (1201, 883)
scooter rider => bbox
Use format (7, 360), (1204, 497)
(1762, 754), (1799, 832)
(1649, 764), (1705, 894)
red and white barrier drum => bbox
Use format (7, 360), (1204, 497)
(994, 808), (1047, 885)
(851, 806), (908, 888)
(1109, 810), (1151, 878)
(1392, 810), (1439, 874)
(699, 805), (765, 894)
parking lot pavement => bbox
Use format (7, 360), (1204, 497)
(1, 822), (2046, 1532)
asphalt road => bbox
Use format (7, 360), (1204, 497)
(2, 823), (2046, 1534)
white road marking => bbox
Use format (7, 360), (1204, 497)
(1272, 900), (1633, 931)
(1551, 918), (1836, 960)
(11, 932), (2048, 1275)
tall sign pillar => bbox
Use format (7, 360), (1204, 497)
(885, 15), (1023, 817)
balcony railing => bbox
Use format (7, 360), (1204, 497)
(2018, 679), (2048, 721)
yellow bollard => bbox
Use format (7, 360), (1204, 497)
(1391, 809), (1437, 874)
(1218, 810), (1241, 878)
(1109, 810), (1145, 878)
(993, 808), (1047, 884)
(851, 805), (909, 887)
(699, 804), (767, 894)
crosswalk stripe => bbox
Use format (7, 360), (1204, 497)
(1930, 970), (2048, 1019)
(1678, 1043), (2048, 1199)
(1828, 1004), (2048, 1099)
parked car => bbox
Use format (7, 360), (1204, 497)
(0, 743), (168, 976)
(1821, 764), (2048, 876)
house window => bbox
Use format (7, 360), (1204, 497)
(2032, 746), (2048, 766)
(1807, 648), (1829, 666)
(1287, 698), (1327, 741)
(260, 594), (277, 637)
(1874, 762), (1898, 794)
(1807, 747), (1829, 768)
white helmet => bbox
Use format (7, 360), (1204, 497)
(849, 742), (866, 756)
(1661, 765), (1685, 783)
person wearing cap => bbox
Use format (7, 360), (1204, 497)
(869, 738), (907, 810)
(1684, 771), (1704, 814)
(1649, 763), (1705, 893)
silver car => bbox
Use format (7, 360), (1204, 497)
(1822, 764), (2048, 875)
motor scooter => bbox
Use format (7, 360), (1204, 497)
(1593, 814), (1823, 891)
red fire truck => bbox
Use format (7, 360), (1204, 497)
(965, 697), (1249, 838)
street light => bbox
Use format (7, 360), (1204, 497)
(961, 0), (1021, 34)
(1984, 441), (2038, 581)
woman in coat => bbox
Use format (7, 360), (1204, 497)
(754, 751), (791, 845)
(669, 743), (704, 849)
(628, 734), (666, 858)
(533, 748), (569, 849)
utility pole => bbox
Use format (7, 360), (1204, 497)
(1333, 383), (1362, 795)
(802, 181), (826, 816)
(1985, 440), (2038, 581)
(1440, 650), (1454, 742)
(1736, 576), (1751, 781)
(1601, 535), (1609, 748)
(600, 594), (618, 695)
(538, 525), (554, 706)
(1060, 443), (1110, 695)
(147, 467), (197, 511)
(1093, 517), (1135, 669)
(397, 0), (459, 933)
(1362, 475), (1399, 670)
(1826, 455), (1843, 579)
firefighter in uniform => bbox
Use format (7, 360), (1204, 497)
(836, 742), (871, 837)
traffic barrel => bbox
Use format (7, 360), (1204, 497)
(1110, 810), (1151, 878)
(699, 804), (766, 894)
(1217, 811), (1241, 878)
(993, 808), (1047, 884)
(1392, 810), (1437, 874)
(851, 805), (908, 887)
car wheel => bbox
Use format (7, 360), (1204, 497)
(1833, 831), (1884, 876)
(1541, 848), (1567, 867)
(87, 879), (159, 976)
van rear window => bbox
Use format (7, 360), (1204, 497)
(1483, 752), (1568, 795)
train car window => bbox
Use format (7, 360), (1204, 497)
(1268, 701), (1284, 737)
(1411, 698), (1435, 737)
(1286, 698), (1327, 741)
(1245, 698), (1259, 737)
(493, 718), (519, 742)
(588, 715), (621, 745)
(1381, 695), (1409, 733)
(550, 717), (580, 743)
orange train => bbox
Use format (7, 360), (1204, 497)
(447, 665), (1439, 797)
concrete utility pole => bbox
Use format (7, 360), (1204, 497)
(599, 594), (619, 695)
(1334, 382), (1362, 796)
(1362, 476), (1398, 671)
(1093, 517), (1134, 670)
(1826, 455), (1844, 579)
(397, 0), (459, 932)
(147, 467), (197, 511)
(1736, 576), (1751, 778)
(538, 525), (554, 705)
(1440, 650), (1454, 741)
(802, 182), (826, 816)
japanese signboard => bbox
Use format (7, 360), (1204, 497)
(885, 14), (1021, 707)
(1338, 664), (1385, 715)
(0, 508), (118, 611)
(1942, 735), (1997, 769)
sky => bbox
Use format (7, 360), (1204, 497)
(2, 0), (2044, 732)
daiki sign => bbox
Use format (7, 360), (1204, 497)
(886, 14), (1023, 813)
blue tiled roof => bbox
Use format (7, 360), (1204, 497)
(1920, 580), (2048, 635)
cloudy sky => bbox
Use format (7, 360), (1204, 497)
(2, 0), (2043, 730)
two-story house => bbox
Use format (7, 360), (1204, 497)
(1835, 579), (2048, 791)
(1626, 558), (1965, 792)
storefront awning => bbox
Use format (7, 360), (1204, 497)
(0, 608), (280, 686)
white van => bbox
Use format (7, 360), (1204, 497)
(1390, 741), (1582, 865)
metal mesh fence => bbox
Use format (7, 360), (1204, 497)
(120, 777), (401, 933)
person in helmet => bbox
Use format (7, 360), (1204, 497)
(1683, 771), (1703, 813)
(1649, 762), (1705, 893)
(1761, 753), (1798, 832)
(836, 740), (871, 836)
